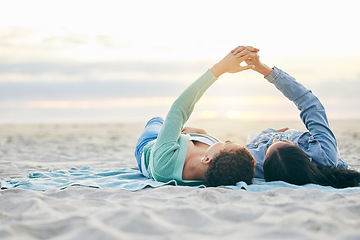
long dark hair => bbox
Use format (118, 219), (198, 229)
(263, 145), (360, 188)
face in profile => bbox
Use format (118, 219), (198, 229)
(205, 140), (242, 160)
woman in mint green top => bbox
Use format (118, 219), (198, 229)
(135, 48), (257, 187)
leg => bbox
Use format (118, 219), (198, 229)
(134, 117), (164, 173)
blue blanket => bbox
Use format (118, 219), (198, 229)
(1, 166), (360, 193)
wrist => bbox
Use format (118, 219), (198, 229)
(210, 63), (225, 78)
(254, 63), (273, 77)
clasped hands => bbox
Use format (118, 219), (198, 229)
(211, 46), (272, 78)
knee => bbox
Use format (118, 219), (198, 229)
(145, 117), (164, 127)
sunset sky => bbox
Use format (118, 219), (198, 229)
(1, 0), (360, 123)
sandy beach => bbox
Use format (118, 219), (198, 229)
(1, 119), (360, 240)
(2, 1), (360, 239)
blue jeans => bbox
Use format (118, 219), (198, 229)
(134, 117), (164, 173)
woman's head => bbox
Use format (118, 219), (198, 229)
(204, 146), (256, 187)
(263, 142), (360, 188)
(263, 143), (322, 185)
(204, 140), (242, 160)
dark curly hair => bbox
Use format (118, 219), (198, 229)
(204, 147), (256, 187)
(263, 145), (360, 188)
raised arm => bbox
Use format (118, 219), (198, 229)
(265, 68), (340, 166)
(153, 50), (255, 151)
(235, 47), (341, 167)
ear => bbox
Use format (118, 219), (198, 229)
(202, 156), (212, 165)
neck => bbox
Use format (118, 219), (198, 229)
(183, 155), (208, 180)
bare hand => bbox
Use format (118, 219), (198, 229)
(232, 46), (273, 77)
(231, 45), (259, 55)
(181, 126), (207, 134)
(210, 51), (255, 77)
(276, 128), (289, 132)
(232, 46), (262, 69)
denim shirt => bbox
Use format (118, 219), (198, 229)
(245, 67), (348, 179)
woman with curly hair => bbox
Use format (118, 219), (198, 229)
(135, 47), (257, 187)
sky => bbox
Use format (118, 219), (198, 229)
(1, 0), (360, 123)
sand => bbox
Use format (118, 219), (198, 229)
(1, 120), (360, 240)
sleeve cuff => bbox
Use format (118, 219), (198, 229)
(265, 66), (282, 83)
(208, 68), (218, 80)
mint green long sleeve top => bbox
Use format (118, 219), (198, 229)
(142, 69), (219, 185)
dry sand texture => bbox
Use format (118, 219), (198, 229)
(1, 120), (360, 239)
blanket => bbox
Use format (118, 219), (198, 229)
(1, 166), (360, 193)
